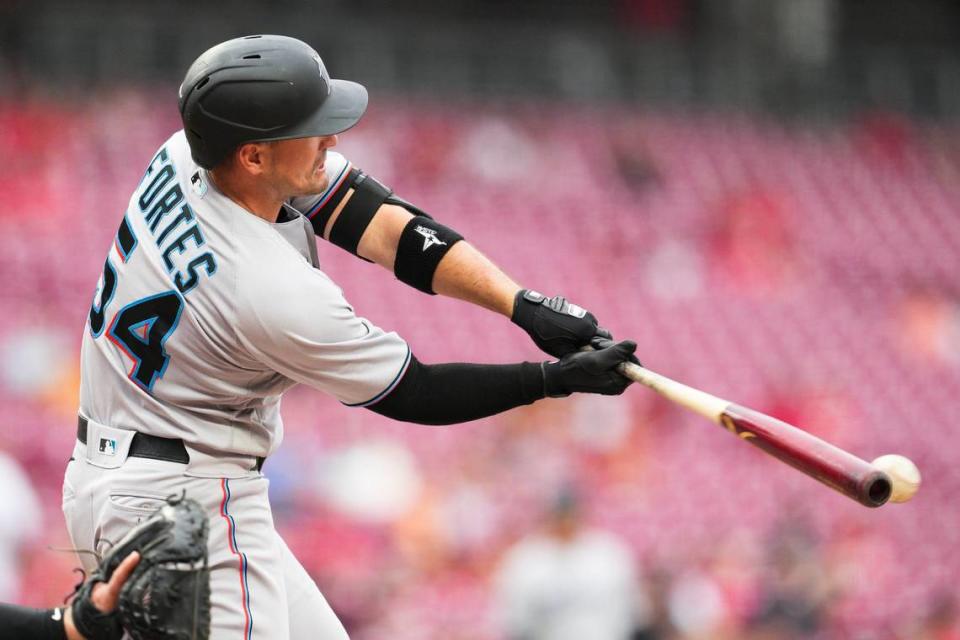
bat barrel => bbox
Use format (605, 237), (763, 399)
(617, 359), (893, 508)
(723, 404), (892, 508)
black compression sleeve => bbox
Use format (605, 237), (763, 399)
(368, 355), (545, 425)
(0, 604), (68, 640)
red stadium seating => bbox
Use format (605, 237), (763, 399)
(1, 97), (957, 637)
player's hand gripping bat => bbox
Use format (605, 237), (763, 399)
(611, 358), (920, 508)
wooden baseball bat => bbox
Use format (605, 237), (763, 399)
(617, 361), (892, 508)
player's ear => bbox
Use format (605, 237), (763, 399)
(235, 142), (270, 176)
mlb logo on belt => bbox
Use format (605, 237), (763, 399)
(99, 438), (118, 456)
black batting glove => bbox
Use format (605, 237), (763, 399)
(590, 336), (642, 366)
(512, 289), (610, 358)
(542, 339), (637, 397)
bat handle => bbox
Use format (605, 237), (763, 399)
(618, 361), (729, 425)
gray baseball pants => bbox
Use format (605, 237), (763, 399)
(62, 418), (349, 640)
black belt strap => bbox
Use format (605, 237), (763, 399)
(77, 417), (265, 471)
(78, 416), (189, 464)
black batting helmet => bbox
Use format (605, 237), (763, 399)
(178, 35), (368, 169)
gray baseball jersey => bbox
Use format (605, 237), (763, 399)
(79, 131), (410, 458)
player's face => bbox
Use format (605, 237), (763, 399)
(264, 135), (338, 197)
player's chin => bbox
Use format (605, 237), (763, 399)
(309, 173), (330, 194)
(289, 177), (329, 198)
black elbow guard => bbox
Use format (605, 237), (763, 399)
(314, 166), (464, 291)
(394, 215), (464, 294)
(327, 170), (392, 260)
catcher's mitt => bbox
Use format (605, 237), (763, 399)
(72, 493), (211, 640)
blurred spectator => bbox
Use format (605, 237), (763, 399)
(631, 567), (675, 640)
(0, 448), (41, 600)
(747, 516), (838, 638)
(905, 594), (960, 640)
(709, 187), (798, 297)
(665, 562), (732, 639)
(0, 326), (69, 397)
(608, 129), (663, 194)
(644, 238), (706, 301)
(896, 290), (960, 367)
(493, 486), (643, 640)
(315, 439), (422, 524)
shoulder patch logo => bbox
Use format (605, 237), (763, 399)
(413, 225), (448, 251)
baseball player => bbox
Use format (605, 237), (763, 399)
(0, 552), (139, 640)
(64, 34), (638, 639)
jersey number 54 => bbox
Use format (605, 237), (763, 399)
(88, 216), (184, 393)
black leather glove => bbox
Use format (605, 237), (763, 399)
(542, 339), (637, 397)
(590, 336), (642, 366)
(512, 289), (610, 358)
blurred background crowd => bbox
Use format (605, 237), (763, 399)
(1, 1), (959, 638)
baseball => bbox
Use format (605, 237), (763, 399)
(871, 454), (921, 503)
